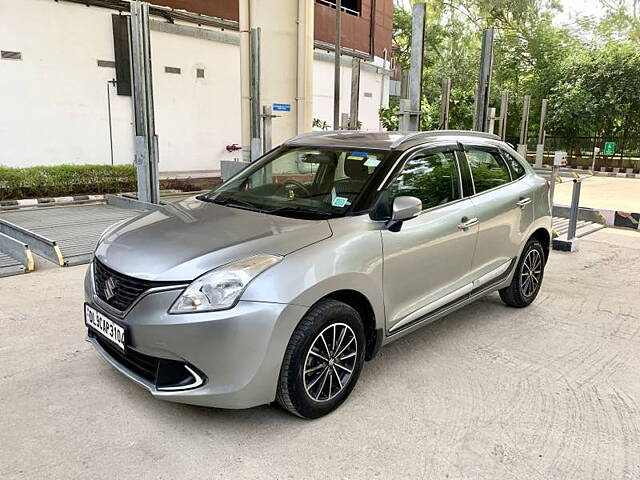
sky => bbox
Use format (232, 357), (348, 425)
(553, 0), (606, 26)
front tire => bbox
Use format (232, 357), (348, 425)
(276, 299), (366, 419)
(499, 238), (546, 308)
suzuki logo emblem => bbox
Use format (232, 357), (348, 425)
(104, 276), (117, 301)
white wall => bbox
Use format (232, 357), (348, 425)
(0, 0), (389, 172)
(0, 0), (134, 167)
(312, 57), (389, 131)
(150, 28), (241, 172)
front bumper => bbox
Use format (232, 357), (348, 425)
(84, 268), (308, 409)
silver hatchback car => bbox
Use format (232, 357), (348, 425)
(85, 130), (552, 418)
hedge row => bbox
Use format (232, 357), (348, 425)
(0, 164), (137, 200)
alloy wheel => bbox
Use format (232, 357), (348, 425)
(303, 323), (358, 403)
(520, 248), (543, 298)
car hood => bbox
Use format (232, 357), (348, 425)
(94, 197), (333, 281)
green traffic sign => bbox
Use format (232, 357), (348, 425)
(603, 142), (616, 155)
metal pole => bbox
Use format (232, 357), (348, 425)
(408, 2), (426, 131)
(341, 112), (350, 130)
(333, 0), (342, 130)
(130, 1), (159, 204)
(474, 28), (495, 132)
(591, 146), (600, 172)
(535, 98), (548, 168)
(517, 95), (531, 159)
(488, 108), (496, 135)
(250, 27), (262, 161)
(262, 105), (273, 153)
(567, 179), (581, 241)
(106, 79), (116, 166)
(498, 90), (509, 140)
(349, 57), (361, 130)
(399, 99), (410, 131)
(439, 77), (451, 130)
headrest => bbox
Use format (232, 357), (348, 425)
(344, 156), (370, 180)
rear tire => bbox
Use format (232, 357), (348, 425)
(276, 299), (366, 419)
(499, 238), (546, 308)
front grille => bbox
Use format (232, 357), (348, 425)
(93, 333), (159, 383)
(93, 259), (174, 311)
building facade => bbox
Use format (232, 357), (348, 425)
(0, 0), (392, 173)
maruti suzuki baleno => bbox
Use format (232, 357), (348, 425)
(85, 130), (552, 418)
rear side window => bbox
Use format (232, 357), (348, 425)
(466, 149), (511, 193)
(502, 151), (526, 179)
(388, 151), (460, 210)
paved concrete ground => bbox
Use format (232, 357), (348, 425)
(1, 229), (639, 479)
(554, 176), (640, 212)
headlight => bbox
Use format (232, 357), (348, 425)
(169, 254), (282, 314)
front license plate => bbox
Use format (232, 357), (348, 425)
(85, 304), (126, 352)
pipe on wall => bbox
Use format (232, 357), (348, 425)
(296, 0), (314, 134)
(239, 0), (251, 161)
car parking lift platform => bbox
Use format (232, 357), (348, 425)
(0, 195), (157, 277)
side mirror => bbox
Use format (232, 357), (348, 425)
(386, 196), (422, 232)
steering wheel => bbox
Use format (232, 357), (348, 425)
(283, 179), (312, 198)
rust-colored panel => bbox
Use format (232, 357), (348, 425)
(314, 0), (392, 59)
(152, 0), (239, 21)
(373, 0), (392, 59)
(148, 0), (393, 60)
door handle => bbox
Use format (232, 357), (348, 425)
(458, 217), (479, 230)
(516, 197), (532, 208)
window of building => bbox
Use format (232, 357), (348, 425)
(316, 0), (361, 16)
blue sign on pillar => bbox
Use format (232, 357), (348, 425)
(272, 103), (291, 112)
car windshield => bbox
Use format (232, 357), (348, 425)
(200, 147), (388, 219)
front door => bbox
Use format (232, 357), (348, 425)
(381, 147), (479, 334)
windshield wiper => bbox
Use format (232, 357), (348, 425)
(196, 194), (260, 212)
(263, 205), (333, 219)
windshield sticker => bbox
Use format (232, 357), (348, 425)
(347, 151), (368, 161)
(332, 196), (349, 208)
(364, 157), (381, 168)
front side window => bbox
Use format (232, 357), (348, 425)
(466, 149), (511, 194)
(201, 147), (386, 219)
(388, 151), (460, 210)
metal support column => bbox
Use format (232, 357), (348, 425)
(261, 105), (278, 153)
(439, 77), (451, 130)
(399, 99), (410, 131)
(535, 98), (548, 168)
(498, 90), (509, 141)
(349, 57), (361, 130)
(250, 27), (262, 161)
(474, 28), (495, 132)
(341, 113), (350, 130)
(333, 0), (342, 130)
(517, 95), (531, 159)
(488, 107), (497, 135)
(408, 2), (426, 131)
(130, 0), (160, 204)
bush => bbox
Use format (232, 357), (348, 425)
(0, 164), (137, 201)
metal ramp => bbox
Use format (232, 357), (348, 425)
(0, 251), (26, 277)
(552, 217), (604, 239)
(0, 196), (155, 271)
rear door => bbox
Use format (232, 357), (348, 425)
(461, 144), (535, 287)
(381, 146), (479, 334)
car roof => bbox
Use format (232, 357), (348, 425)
(283, 130), (503, 151)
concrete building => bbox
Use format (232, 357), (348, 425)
(0, 0), (393, 174)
